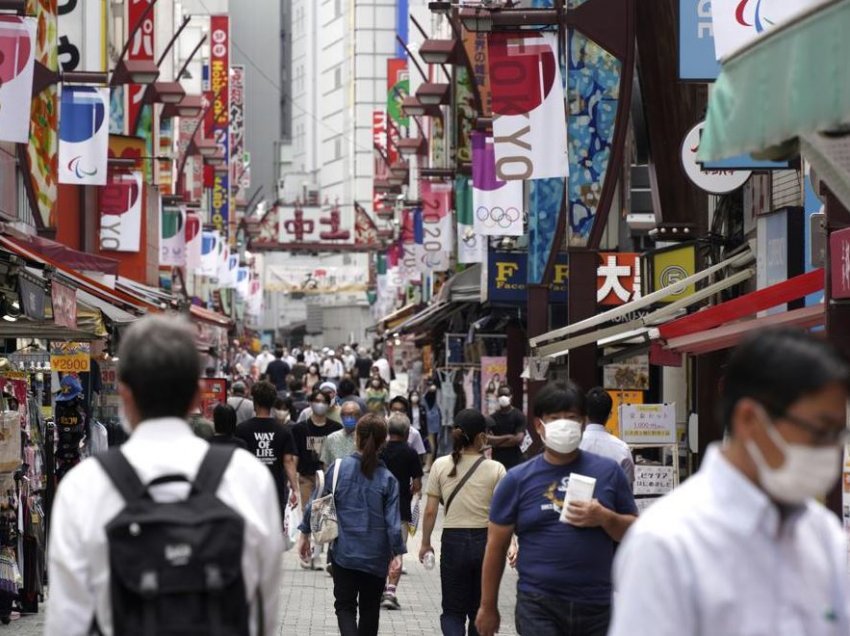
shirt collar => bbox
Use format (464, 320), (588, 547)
(126, 417), (196, 444)
(585, 423), (606, 432)
(702, 443), (805, 537)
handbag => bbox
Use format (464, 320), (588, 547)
(310, 458), (342, 544)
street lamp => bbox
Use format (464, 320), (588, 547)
(419, 39), (462, 65)
(397, 137), (428, 157)
(415, 82), (450, 106)
(458, 7), (560, 32)
(163, 94), (204, 120)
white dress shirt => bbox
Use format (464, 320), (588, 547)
(579, 423), (635, 485)
(610, 444), (849, 636)
(255, 351), (275, 374)
(408, 427), (426, 455)
(46, 418), (283, 636)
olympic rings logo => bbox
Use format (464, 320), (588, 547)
(476, 206), (521, 229)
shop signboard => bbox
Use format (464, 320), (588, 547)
(757, 209), (792, 313)
(51, 341), (90, 373)
(386, 58), (408, 167)
(230, 64), (247, 204)
(605, 390), (644, 436)
(830, 227), (850, 300)
(99, 359), (120, 421)
(209, 15), (230, 238)
(597, 252), (641, 306)
(481, 356), (507, 417)
(604, 355), (650, 391)
(619, 403), (677, 445)
(487, 249), (568, 305)
(646, 243), (697, 304)
(278, 203), (353, 246)
(678, 0), (721, 81)
(57, 0), (105, 73)
(200, 377), (226, 419)
(682, 122), (751, 194)
(633, 465), (676, 496)
(0, 17), (37, 143)
(51, 280), (77, 329)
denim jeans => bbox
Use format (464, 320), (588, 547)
(439, 528), (488, 636)
(331, 561), (385, 636)
(515, 591), (611, 636)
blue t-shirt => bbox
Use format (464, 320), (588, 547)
(490, 451), (637, 604)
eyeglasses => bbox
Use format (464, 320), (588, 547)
(778, 411), (850, 446)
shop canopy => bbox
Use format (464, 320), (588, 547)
(699, 0), (850, 206)
(392, 265), (482, 335)
(7, 234), (120, 276)
(529, 249), (755, 359)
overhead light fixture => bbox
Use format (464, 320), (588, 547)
(205, 150), (226, 167)
(111, 59), (160, 86)
(148, 81), (185, 105)
(419, 39), (461, 66)
(195, 138), (219, 158)
(427, 1), (452, 15)
(415, 82), (450, 106)
(458, 7), (559, 33)
(397, 137), (428, 157)
(390, 162), (409, 180)
(401, 96), (442, 119)
(176, 94), (204, 118)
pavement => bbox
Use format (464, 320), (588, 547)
(9, 509), (518, 635)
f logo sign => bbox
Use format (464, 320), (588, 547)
(496, 262), (520, 283)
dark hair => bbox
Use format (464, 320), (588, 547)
(251, 380), (278, 410)
(389, 395), (409, 412)
(274, 348), (284, 358)
(449, 409), (487, 477)
(586, 387), (613, 425)
(289, 378), (303, 393)
(213, 404), (237, 436)
(273, 396), (288, 411)
(117, 315), (201, 421)
(356, 413), (388, 478)
(310, 388), (329, 403)
(296, 353), (305, 363)
(533, 381), (586, 418)
(722, 329), (850, 431)
(337, 377), (357, 398)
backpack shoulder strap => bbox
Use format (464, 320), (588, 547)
(331, 458), (342, 494)
(96, 448), (147, 502)
(193, 444), (237, 495)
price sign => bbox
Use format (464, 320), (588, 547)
(634, 465), (676, 496)
(619, 403), (677, 445)
(50, 342), (91, 373)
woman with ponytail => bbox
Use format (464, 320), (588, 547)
(419, 409), (507, 635)
(298, 413), (406, 636)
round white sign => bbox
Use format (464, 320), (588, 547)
(681, 122), (752, 194)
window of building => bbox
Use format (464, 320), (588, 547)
(334, 66), (342, 89)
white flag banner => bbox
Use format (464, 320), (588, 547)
(99, 171), (142, 252)
(710, 0), (824, 60)
(472, 132), (524, 237)
(200, 231), (220, 277)
(59, 86), (109, 185)
(224, 254), (239, 288)
(236, 267), (250, 299)
(489, 31), (567, 181)
(217, 243), (230, 283)
(160, 206), (186, 267)
(185, 212), (202, 272)
(458, 223), (485, 264)
(0, 17), (37, 143)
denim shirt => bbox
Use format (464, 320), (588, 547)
(300, 453), (406, 578)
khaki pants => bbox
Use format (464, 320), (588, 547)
(299, 474), (317, 513)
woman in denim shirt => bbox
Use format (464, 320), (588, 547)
(299, 413), (406, 636)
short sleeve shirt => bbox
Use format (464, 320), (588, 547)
(426, 454), (506, 529)
(381, 441), (424, 522)
(489, 452), (638, 604)
(487, 407), (527, 469)
(235, 417), (297, 502)
(319, 429), (357, 466)
(291, 419), (343, 475)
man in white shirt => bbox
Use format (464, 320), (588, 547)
(255, 344), (275, 375)
(610, 329), (850, 636)
(581, 387), (634, 485)
(46, 315), (283, 636)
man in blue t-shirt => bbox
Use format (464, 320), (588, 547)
(476, 381), (638, 636)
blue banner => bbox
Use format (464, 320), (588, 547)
(679, 0), (721, 81)
(488, 249), (568, 305)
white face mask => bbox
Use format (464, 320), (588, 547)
(498, 395), (512, 408)
(746, 419), (842, 505)
(542, 419), (583, 454)
(312, 402), (329, 416)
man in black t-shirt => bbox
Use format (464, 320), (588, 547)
(265, 348), (291, 392)
(235, 381), (299, 514)
(486, 385), (528, 470)
(290, 388), (343, 510)
(380, 413), (423, 610)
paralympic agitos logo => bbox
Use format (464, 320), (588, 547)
(735, 0), (775, 33)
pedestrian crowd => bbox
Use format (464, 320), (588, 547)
(44, 316), (849, 636)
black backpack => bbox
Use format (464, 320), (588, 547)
(96, 445), (254, 636)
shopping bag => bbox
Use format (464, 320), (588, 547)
(283, 498), (302, 552)
(310, 459), (341, 544)
(408, 496), (421, 536)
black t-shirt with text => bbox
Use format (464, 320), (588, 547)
(235, 417), (296, 501)
(381, 440), (424, 522)
(291, 418), (343, 476)
(487, 407), (527, 469)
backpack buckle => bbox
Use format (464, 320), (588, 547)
(205, 565), (224, 592)
(139, 571), (158, 598)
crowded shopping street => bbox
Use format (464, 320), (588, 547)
(1, 0), (850, 635)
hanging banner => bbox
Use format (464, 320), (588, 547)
(355, 202), (379, 245)
(710, 0), (822, 60)
(216, 241), (230, 283)
(462, 27), (491, 117)
(25, 0), (59, 229)
(210, 15), (230, 237)
(230, 64), (247, 204)
(472, 131), (524, 237)
(265, 265), (370, 294)
(481, 356), (508, 416)
(185, 211), (202, 272)
(177, 114), (204, 203)
(679, 0), (721, 81)
(373, 110), (389, 210)
(59, 86), (109, 185)
(0, 17), (37, 143)
(57, 0), (105, 73)
(488, 31), (568, 181)
(528, 178), (565, 284)
(456, 175), (484, 264)
(420, 180), (453, 252)
(51, 280), (77, 330)
(160, 205), (186, 267)
(386, 58), (408, 166)
(200, 230), (220, 276)
(278, 203), (353, 246)
(125, 0), (154, 138)
(99, 170), (142, 252)
(235, 267), (250, 299)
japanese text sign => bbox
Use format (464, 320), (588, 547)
(633, 466), (676, 495)
(619, 403), (677, 445)
(597, 252), (641, 306)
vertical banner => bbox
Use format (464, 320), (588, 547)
(126, 0), (154, 173)
(527, 178), (565, 284)
(236, 267), (250, 299)
(488, 32), (567, 181)
(0, 17), (37, 143)
(462, 27), (491, 117)
(25, 0), (59, 229)
(177, 115), (204, 203)
(386, 58), (408, 166)
(230, 64), (247, 204)
(472, 131), (524, 236)
(57, 0), (105, 73)
(456, 175), (484, 264)
(59, 86), (109, 185)
(185, 211), (202, 272)
(160, 205), (186, 267)
(419, 181), (452, 273)
(373, 110), (389, 211)
(99, 171), (143, 252)
(679, 0), (720, 80)
(200, 230), (220, 276)
(455, 66), (477, 164)
(481, 356), (508, 416)
(209, 15), (230, 238)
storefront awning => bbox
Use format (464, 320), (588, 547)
(190, 304), (234, 329)
(699, 0), (850, 163)
(377, 303), (422, 332)
(6, 234), (120, 276)
(76, 289), (139, 325)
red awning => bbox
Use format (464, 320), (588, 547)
(662, 305), (824, 356)
(658, 269), (824, 341)
(190, 304), (233, 329)
(8, 235), (120, 276)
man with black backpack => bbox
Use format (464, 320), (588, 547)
(46, 315), (283, 636)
